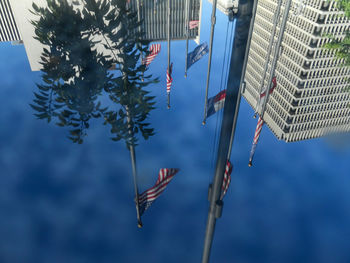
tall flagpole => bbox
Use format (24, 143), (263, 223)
(184, 0), (190, 78)
(260, 0), (292, 118)
(254, 0), (282, 117)
(201, 1), (255, 262)
(202, 0), (217, 125)
(124, 66), (142, 227)
(167, 0), (171, 109)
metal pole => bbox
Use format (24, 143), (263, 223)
(254, 0), (283, 115)
(167, 0), (171, 109)
(185, 0), (190, 78)
(202, 0), (217, 125)
(260, 0), (292, 118)
(136, 0), (144, 81)
(126, 105), (143, 228)
(227, 0), (258, 159)
(201, 1), (254, 262)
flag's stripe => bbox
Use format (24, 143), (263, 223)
(189, 20), (199, 29)
(139, 173), (174, 201)
(138, 177), (174, 204)
(220, 160), (232, 200)
(138, 168), (179, 204)
(142, 44), (161, 67)
(166, 68), (173, 93)
(253, 117), (264, 144)
(139, 172), (176, 202)
(260, 76), (277, 98)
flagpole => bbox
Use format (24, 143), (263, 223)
(254, 0), (282, 117)
(184, 0), (190, 78)
(260, 0), (292, 118)
(202, 0), (217, 125)
(201, 1), (255, 262)
(167, 0), (171, 109)
(227, 0), (258, 160)
(125, 75), (142, 227)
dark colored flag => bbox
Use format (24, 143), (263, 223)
(186, 42), (209, 71)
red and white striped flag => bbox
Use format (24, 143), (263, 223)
(189, 20), (199, 29)
(138, 168), (179, 216)
(255, 76), (277, 116)
(220, 160), (233, 200)
(248, 117), (264, 167)
(166, 63), (173, 93)
(142, 44), (161, 67)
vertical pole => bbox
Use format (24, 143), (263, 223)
(227, 0), (258, 159)
(201, 1), (254, 262)
(202, 0), (217, 125)
(254, 0), (283, 114)
(260, 0), (292, 118)
(167, 0), (171, 109)
(185, 0), (190, 78)
(136, 0), (144, 81)
(126, 106), (143, 228)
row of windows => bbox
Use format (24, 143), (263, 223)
(297, 94), (349, 112)
(293, 106), (349, 124)
(290, 114), (350, 133)
(308, 56), (346, 69)
(303, 66), (349, 79)
(304, 78), (349, 89)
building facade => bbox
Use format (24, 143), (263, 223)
(0, 0), (21, 42)
(2, 0), (201, 71)
(242, 0), (350, 142)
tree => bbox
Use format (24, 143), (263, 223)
(324, 1), (350, 68)
(30, 0), (157, 146)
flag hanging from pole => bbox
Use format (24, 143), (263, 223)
(220, 160), (233, 200)
(249, 77), (277, 166)
(255, 76), (277, 115)
(186, 42), (209, 71)
(206, 90), (226, 119)
(138, 168), (179, 216)
(248, 117), (264, 167)
(166, 63), (173, 94)
(189, 20), (199, 29)
(142, 44), (161, 67)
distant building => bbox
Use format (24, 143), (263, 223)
(242, 0), (350, 142)
(2, 0), (201, 71)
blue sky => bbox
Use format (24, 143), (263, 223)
(1, 1), (350, 263)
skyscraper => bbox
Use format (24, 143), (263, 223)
(242, 0), (350, 142)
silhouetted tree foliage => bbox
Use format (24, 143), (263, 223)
(30, 0), (157, 146)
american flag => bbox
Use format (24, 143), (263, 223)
(142, 44), (161, 67)
(220, 160), (233, 200)
(138, 168), (179, 216)
(189, 20), (199, 29)
(256, 76), (277, 116)
(166, 63), (173, 93)
(248, 117), (264, 167)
